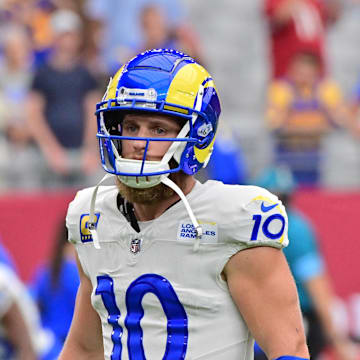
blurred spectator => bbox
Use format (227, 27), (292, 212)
(265, 51), (348, 186)
(47, 0), (104, 78)
(349, 75), (360, 138)
(0, 0), (36, 29)
(0, 25), (38, 190)
(26, 0), (56, 67)
(139, 4), (180, 53)
(263, 0), (341, 78)
(253, 166), (358, 360)
(138, 3), (204, 64)
(51, 0), (85, 12)
(0, 251), (55, 359)
(85, 0), (204, 73)
(23, 0), (103, 78)
(0, 0), (55, 69)
(30, 220), (79, 357)
(0, 263), (38, 360)
(26, 9), (102, 189)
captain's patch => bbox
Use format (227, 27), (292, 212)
(80, 213), (100, 243)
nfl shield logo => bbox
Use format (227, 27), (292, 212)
(130, 238), (142, 254)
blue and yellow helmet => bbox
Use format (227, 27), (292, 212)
(96, 48), (221, 188)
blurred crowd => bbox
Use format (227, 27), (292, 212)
(0, 0), (359, 191)
(0, 0), (203, 191)
(0, 0), (360, 359)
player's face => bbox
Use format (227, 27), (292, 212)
(121, 113), (181, 161)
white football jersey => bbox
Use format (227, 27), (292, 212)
(66, 180), (289, 360)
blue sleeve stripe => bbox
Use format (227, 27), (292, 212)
(293, 253), (324, 282)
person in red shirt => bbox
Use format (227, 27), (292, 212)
(264, 0), (341, 78)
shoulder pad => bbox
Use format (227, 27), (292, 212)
(224, 185), (289, 249)
(66, 186), (116, 245)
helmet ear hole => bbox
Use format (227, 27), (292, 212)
(102, 111), (122, 155)
(103, 111), (123, 136)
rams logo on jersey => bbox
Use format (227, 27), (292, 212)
(177, 221), (218, 243)
(80, 213), (100, 243)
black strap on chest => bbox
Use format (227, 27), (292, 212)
(116, 194), (140, 233)
(116, 193), (182, 233)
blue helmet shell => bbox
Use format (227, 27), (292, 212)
(96, 48), (221, 177)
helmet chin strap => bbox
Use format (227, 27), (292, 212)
(88, 173), (114, 249)
(88, 172), (202, 251)
(160, 176), (202, 251)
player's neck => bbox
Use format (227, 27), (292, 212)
(133, 176), (196, 222)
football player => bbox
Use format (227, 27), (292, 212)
(60, 49), (310, 360)
(0, 262), (54, 359)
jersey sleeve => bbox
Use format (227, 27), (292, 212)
(224, 186), (289, 251)
(66, 190), (92, 278)
(66, 187), (100, 246)
(65, 187), (107, 279)
(66, 191), (82, 245)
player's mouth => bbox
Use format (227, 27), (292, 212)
(131, 155), (161, 161)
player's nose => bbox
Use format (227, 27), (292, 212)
(132, 138), (147, 153)
(132, 127), (149, 153)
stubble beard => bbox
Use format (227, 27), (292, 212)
(116, 178), (175, 204)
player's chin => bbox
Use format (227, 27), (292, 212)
(115, 178), (174, 204)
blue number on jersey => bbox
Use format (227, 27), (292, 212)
(96, 275), (123, 359)
(96, 273), (188, 360)
(251, 214), (285, 241)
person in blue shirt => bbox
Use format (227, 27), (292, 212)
(253, 166), (356, 360)
(85, 0), (203, 73)
(0, 238), (56, 359)
(30, 220), (80, 358)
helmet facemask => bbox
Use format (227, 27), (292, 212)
(97, 85), (207, 189)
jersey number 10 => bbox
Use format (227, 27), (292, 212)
(96, 273), (188, 359)
(251, 214), (285, 241)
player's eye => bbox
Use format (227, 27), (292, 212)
(153, 127), (166, 135)
(123, 124), (138, 134)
